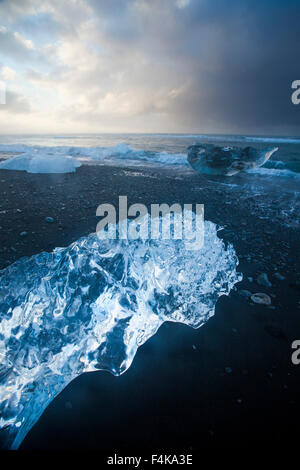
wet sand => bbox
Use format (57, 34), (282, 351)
(0, 163), (299, 451)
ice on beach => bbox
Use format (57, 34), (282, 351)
(187, 144), (278, 176)
(0, 152), (81, 174)
(0, 211), (241, 449)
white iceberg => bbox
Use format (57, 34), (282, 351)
(0, 151), (81, 174)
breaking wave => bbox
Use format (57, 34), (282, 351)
(0, 143), (187, 173)
(0, 212), (241, 449)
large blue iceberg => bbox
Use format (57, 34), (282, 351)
(188, 143), (278, 176)
(0, 212), (241, 449)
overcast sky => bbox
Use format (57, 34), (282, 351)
(0, 0), (299, 135)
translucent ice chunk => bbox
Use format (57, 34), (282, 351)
(188, 143), (278, 176)
(0, 212), (241, 448)
(0, 152), (81, 174)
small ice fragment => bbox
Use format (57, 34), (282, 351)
(251, 293), (271, 305)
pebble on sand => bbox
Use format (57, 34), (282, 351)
(251, 293), (272, 305)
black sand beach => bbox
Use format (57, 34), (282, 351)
(0, 162), (299, 451)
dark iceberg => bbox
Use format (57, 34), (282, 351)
(187, 143), (278, 176)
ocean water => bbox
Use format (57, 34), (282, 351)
(0, 133), (300, 175)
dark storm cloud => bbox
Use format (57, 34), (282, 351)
(86, 0), (300, 134)
(181, 0), (300, 134)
